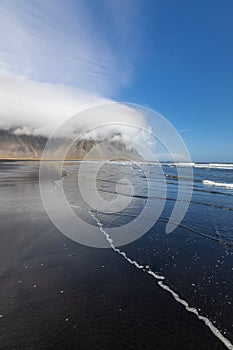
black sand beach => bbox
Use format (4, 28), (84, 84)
(0, 161), (233, 350)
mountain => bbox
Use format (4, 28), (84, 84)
(0, 129), (143, 161)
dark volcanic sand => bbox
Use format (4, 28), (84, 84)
(0, 161), (232, 350)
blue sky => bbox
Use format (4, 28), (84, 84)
(0, 0), (232, 161)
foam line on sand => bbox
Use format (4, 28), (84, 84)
(89, 211), (233, 350)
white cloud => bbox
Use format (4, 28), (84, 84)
(0, 74), (150, 142)
(0, 1), (148, 143)
(179, 128), (191, 133)
(0, 74), (108, 136)
(0, 0), (137, 96)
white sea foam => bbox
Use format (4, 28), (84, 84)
(203, 180), (233, 189)
(196, 163), (233, 170)
(171, 162), (195, 167)
(90, 210), (233, 350)
(168, 163), (233, 170)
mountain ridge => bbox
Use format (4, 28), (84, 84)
(0, 129), (143, 161)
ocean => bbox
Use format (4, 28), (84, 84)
(0, 160), (233, 349)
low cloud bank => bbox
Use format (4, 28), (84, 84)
(0, 74), (149, 143)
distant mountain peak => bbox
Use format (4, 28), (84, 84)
(0, 129), (143, 161)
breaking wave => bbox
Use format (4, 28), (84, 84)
(203, 180), (233, 189)
(169, 163), (233, 170)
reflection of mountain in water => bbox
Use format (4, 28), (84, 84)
(0, 129), (143, 160)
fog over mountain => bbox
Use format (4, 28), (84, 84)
(0, 128), (143, 161)
(0, 75), (151, 160)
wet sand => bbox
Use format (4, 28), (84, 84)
(0, 161), (232, 349)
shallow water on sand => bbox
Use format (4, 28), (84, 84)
(0, 161), (233, 349)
